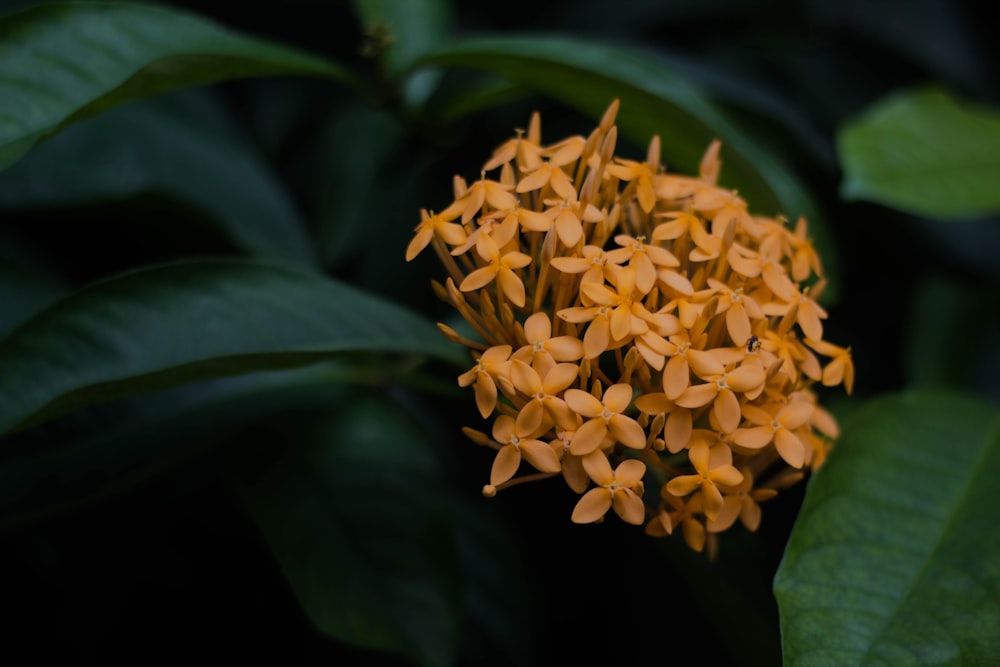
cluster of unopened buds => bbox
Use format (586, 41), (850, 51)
(406, 100), (853, 554)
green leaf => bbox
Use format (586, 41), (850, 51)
(902, 273), (1000, 391)
(0, 91), (316, 264)
(230, 394), (463, 667)
(0, 258), (464, 435)
(351, 0), (451, 106)
(0, 239), (68, 338)
(0, 364), (356, 528)
(420, 35), (839, 300)
(774, 389), (1000, 665)
(312, 102), (405, 267)
(838, 87), (1000, 219)
(352, 0), (450, 76)
(0, 1), (359, 172)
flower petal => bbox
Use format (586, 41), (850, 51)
(515, 401), (546, 435)
(613, 488), (646, 525)
(662, 355), (690, 399)
(666, 474), (701, 497)
(732, 426), (774, 450)
(571, 488), (612, 523)
(490, 444), (521, 485)
(545, 336), (585, 362)
(676, 382), (717, 408)
(460, 265), (498, 292)
(497, 267), (526, 307)
(405, 225), (434, 262)
(779, 400), (815, 429)
(569, 418), (608, 455)
(615, 459), (647, 485)
(523, 312), (552, 341)
(474, 373), (498, 418)
(701, 482), (725, 521)
(602, 383), (634, 412)
(706, 497), (742, 533)
(582, 317), (611, 359)
(664, 408), (693, 453)
(564, 388), (604, 417)
(726, 364), (766, 393)
(520, 439), (562, 473)
(686, 348), (726, 378)
(581, 450), (614, 484)
(510, 359), (542, 395)
(710, 465), (744, 488)
(492, 415), (516, 443)
(774, 428), (806, 468)
(609, 415), (647, 450)
(713, 387), (742, 433)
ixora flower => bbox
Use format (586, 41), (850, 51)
(406, 100), (853, 554)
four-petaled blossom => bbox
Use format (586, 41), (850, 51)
(706, 466), (778, 533)
(489, 415), (562, 486)
(565, 383), (646, 455)
(733, 399), (815, 468)
(571, 454), (647, 525)
(666, 440), (743, 521)
(512, 311), (585, 374)
(405, 205), (467, 261)
(460, 234), (532, 307)
(457, 345), (512, 418)
(805, 338), (855, 394)
(509, 359), (579, 434)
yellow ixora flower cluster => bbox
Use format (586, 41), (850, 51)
(406, 100), (853, 554)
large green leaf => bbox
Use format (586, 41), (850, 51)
(0, 92), (316, 264)
(838, 87), (1000, 219)
(420, 36), (839, 300)
(0, 364), (359, 528)
(0, 1), (359, 172)
(0, 258), (464, 435)
(351, 0), (451, 107)
(774, 389), (1000, 665)
(230, 394), (463, 667)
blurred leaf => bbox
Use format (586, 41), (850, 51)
(231, 394), (463, 667)
(450, 502), (536, 667)
(806, 0), (989, 96)
(0, 92), (316, 265)
(0, 1), (359, 172)
(352, 0), (450, 76)
(0, 364), (356, 528)
(0, 238), (68, 337)
(838, 87), (1000, 219)
(775, 389), (1000, 665)
(0, 258), (464, 435)
(351, 0), (451, 106)
(421, 36), (840, 301)
(902, 273), (1000, 392)
(313, 103), (405, 267)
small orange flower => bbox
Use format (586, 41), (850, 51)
(732, 399), (815, 468)
(571, 454), (646, 525)
(405, 206), (467, 261)
(666, 440), (743, 520)
(489, 415), (562, 486)
(565, 383), (646, 455)
(457, 345), (512, 418)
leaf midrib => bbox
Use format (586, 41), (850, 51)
(859, 409), (1000, 664)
